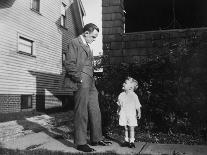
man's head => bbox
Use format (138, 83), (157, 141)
(82, 23), (99, 44)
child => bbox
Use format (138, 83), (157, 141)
(117, 77), (142, 148)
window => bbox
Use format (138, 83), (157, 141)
(18, 36), (34, 55)
(62, 52), (66, 62)
(31, 0), (40, 12)
(61, 3), (66, 27)
(62, 52), (66, 66)
(21, 95), (32, 109)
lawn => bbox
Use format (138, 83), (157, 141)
(0, 109), (205, 146)
(0, 147), (119, 155)
(0, 109), (206, 155)
(0, 107), (66, 123)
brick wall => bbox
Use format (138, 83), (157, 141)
(0, 95), (21, 113)
(102, 0), (125, 64)
(104, 27), (207, 64)
(0, 94), (74, 113)
(102, 0), (207, 65)
(121, 29), (207, 64)
(102, 0), (207, 128)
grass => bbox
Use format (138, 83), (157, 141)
(0, 107), (68, 123)
(0, 109), (205, 154)
(0, 147), (121, 155)
(0, 111), (43, 123)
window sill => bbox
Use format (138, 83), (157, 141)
(17, 51), (36, 58)
(30, 8), (42, 15)
(21, 108), (33, 112)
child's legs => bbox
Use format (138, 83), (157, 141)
(124, 126), (129, 142)
(129, 126), (135, 143)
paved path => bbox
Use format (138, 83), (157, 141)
(0, 112), (207, 155)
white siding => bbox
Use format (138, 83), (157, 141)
(0, 0), (83, 95)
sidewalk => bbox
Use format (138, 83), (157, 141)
(0, 112), (207, 155)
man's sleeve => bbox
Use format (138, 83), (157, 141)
(65, 41), (81, 83)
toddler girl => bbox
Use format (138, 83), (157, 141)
(117, 77), (142, 148)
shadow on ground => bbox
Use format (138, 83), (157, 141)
(16, 112), (75, 150)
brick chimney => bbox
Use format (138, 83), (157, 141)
(102, 0), (125, 64)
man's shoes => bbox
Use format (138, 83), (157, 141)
(91, 140), (112, 146)
(77, 144), (95, 152)
(129, 142), (135, 148)
(121, 141), (130, 147)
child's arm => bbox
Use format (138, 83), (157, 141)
(116, 94), (122, 114)
(117, 104), (121, 114)
(135, 94), (142, 119)
(137, 108), (141, 119)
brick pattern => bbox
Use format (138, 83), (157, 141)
(0, 94), (73, 113)
(102, 0), (125, 64)
(0, 95), (21, 113)
(102, 0), (207, 64)
(121, 29), (207, 64)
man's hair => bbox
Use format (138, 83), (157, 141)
(83, 23), (99, 33)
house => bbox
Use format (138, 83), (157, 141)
(0, 0), (85, 113)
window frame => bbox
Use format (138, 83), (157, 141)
(62, 51), (66, 66)
(60, 2), (67, 28)
(17, 34), (35, 56)
(31, 0), (40, 13)
(21, 95), (33, 109)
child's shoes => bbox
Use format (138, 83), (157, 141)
(129, 142), (135, 148)
(121, 141), (130, 147)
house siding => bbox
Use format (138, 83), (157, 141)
(0, 0), (84, 113)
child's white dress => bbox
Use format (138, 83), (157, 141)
(117, 91), (141, 126)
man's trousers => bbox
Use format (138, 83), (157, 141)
(73, 74), (102, 145)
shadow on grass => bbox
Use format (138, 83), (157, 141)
(15, 112), (75, 149)
(0, 147), (121, 155)
(0, 110), (43, 123)
(0, 106), (71, 123)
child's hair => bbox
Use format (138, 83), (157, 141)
(124, 77), (138, 91)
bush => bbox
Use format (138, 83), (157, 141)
(95, 33), (207, 138)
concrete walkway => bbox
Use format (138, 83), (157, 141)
(0, 112), (207, 155)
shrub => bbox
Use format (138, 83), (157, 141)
(95, 32), (207, 137)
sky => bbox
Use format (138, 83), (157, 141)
(81, 0), (102, 56)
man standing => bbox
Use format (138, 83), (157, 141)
(64, 23), (111, 152)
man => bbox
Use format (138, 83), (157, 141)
(64, 23), (111, 152)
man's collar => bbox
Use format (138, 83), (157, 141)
(80, 35), (87, 45)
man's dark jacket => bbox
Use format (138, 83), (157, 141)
(64, 36), (93, 91)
